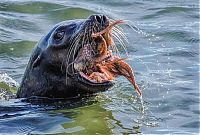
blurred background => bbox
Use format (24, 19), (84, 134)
(0, 0), (199, 134)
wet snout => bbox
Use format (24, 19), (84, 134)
(88, 14), (109, 28)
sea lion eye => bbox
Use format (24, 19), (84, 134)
(54, 31), (65, 40)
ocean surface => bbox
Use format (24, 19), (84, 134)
(0, 0), (199, 134)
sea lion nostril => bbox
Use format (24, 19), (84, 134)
(95, 15), (102, 24)
(102, 15), (107, 24)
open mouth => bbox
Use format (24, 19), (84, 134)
(73, 18), (142, 96)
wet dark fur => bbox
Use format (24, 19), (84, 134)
(17, 15), (116, 98)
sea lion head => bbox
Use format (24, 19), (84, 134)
(18, 15), (115, 98)
(46, 14), (115, 90)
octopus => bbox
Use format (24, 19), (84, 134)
(74, 20), (142, 96)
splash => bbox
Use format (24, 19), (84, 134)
(0, 73), (19, 88)
(0, 73), (19, 100)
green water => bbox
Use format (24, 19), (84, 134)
(0, 0), (199, 134)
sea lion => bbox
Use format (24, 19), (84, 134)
(17, 14), (141, 98)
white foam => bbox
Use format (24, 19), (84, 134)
(0, 73), (19, 87)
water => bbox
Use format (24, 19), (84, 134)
(0, 0), (199, 134)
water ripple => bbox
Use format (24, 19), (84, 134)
(0, 0), (199, 134)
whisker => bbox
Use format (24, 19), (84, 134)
(112, 31), (128, 56)
(67, 38), (80, 63)
(65, 32), (83, 76)
(110, 34), (121, 57)
(70, 34), (83, 72)
(111, 41), (121, 57)
(113, 24), (124, 33)
(113, 27), (129, 43)
(122, 20), (141, 33)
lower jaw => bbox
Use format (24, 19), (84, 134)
(75, 72), (114, 92)
(74, 49), (115, 83)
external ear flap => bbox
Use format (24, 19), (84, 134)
(32, 53), (42, 68)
